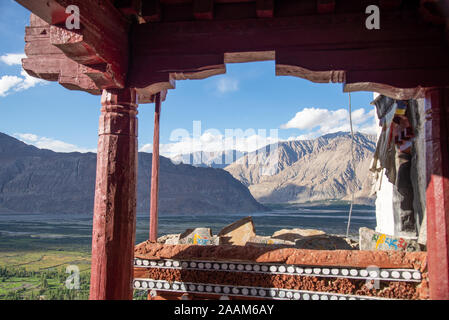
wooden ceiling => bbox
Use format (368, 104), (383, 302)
(110, 0), (449, 25)
(15, 0), (449, 102)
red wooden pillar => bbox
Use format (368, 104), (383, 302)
(425, 87), (449, 300)
(90, 88), (138, 300)
(149, 92), (161, 242)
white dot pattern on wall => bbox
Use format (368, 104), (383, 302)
(134, 259), (422, 283)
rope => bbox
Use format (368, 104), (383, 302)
(346, 92), (355, 239)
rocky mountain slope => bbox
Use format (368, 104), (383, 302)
(224, 132), (376, 204)
(171, 150), (245, 169)
(0, 133), (265, 214)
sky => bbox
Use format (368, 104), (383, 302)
(0, 0), (377, 158)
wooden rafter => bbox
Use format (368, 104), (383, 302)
(17, 0), (130, 89)
(194, 0), (214, 19)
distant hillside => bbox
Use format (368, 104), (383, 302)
(0, 133), (265, 214)
(224, 132), (376, 204)
(171, 150), (245, 169)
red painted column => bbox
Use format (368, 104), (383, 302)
(149, 92), (161, 242)
(425, 87), (449, 300)
(90, 88), (138, 300)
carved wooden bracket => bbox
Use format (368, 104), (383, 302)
(17, 0), (129, 89)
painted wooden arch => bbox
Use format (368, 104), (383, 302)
(132, 50), (428, 102)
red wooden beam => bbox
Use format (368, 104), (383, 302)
(420, 0), (447, 25)
(137, 88), (168, 103)
(379, 0), (402, 9)
(425, 87), (449, 300)
(142, 0), (162, 22)
(317, 0), (335, 14)
(23, 15), (158, 102)
(114, 0), (142, 16)
(130, 11), (449, 93)
(90, 88), (138, 300)
(22, 14), (128, 94)
(23, 14), (102, 94)
(149, 92), (161, 242)
(16, 0), (130, 89)
(256, 0), (273, 18)
(194, 0), (214, 20)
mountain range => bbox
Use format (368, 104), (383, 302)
(171, 150), (246, 169)
(0, 132), (265, 214)
(0, 131), (377, 214)
(224, 132), (376, 204)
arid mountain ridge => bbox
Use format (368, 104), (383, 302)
(0, 132), (265, 214)
(224, 132), (377, 204)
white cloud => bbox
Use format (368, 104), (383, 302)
(288, 133), (317, 141)
(14, 133), (96, 153)
(0, 75), (22, 97)
(17, 69), (46, 91)
(0, 53), (26, 66)
(140, 130), (280, 159)
(281, 107), (377, 138)
(16, 133), (39, 142)
(216, 77), (239, 93)
(0, 70), (47, 97)
(0, 53), (47, 97)
(140, 143), (153, 153)
(138, 106), (377, 161)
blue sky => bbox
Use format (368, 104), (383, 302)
(0, 0), (376, 157)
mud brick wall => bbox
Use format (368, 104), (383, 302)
(134, 242), (428, 300)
